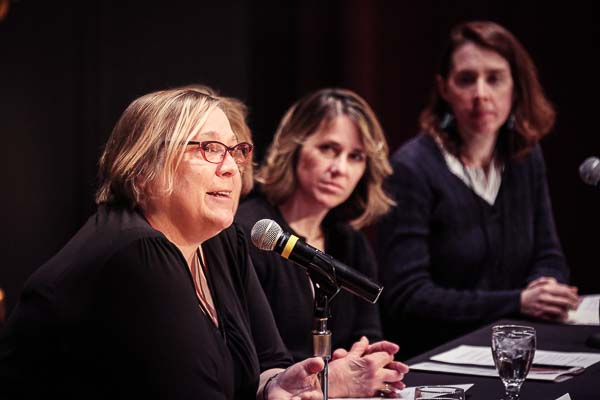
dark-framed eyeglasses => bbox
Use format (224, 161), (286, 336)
(187, 140), (253, 165)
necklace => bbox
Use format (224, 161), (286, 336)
(191, 248), (218, 327)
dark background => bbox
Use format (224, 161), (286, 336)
(1, 1), (598, 316)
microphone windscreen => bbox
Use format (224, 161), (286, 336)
(251, 219), (283, 251)
(579, 157), (600, 186)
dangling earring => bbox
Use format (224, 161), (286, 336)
(506, 113), (516, 130)
(439, 112), (455, 131)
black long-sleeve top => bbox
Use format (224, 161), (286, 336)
(236, 195), (383, 362)
(377, 134), (570, 357)
(0, 205), (292, 399)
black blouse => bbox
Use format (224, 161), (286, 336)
(0, 205), (292, 399)
(236, 195), (383, 362)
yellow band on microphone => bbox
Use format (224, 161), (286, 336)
(281, 235), (299, 259)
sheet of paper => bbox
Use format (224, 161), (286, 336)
(430, 345), (600, 368)
(566, 294), (600, 325)
(338, 383), (473, 400)
(409, 361), (575, 382)
(555, 394), (571, 400)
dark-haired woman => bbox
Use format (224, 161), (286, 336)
(378, 21), (580, 357)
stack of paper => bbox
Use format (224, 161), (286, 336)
(410, 345), (600, 382)
(566, 294), (600, 325)
(338, 384), (473, 399)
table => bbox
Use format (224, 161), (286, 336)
(403, 319), (600, 399)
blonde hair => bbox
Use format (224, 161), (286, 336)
(257, 88), (394, 229)
(96, 85), (253, 207)
(220, 96), (254, 196)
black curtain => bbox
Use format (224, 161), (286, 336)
(1, 1), (598, 317)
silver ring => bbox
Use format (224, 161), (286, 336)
(378, 383), (393, 397)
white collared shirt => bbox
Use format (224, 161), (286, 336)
(437, 142), (504, 205)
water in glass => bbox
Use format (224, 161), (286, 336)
(491, 325), (536, 400)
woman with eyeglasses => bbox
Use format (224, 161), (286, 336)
(235, 88), (409, 398)
(0, 86), (324, 399)
(377, 21), (580, 358)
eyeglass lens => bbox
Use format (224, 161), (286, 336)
(201, 141), (252, 164)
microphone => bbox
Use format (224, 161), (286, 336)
(579, 157), (600, 187)
(579, 157), (600, 348)
(250, 219), (383, 304)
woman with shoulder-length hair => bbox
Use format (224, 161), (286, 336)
(255, 88), (394, 229)
(236, 88), (409, 398)
(378, 21), (580, 358)
(0, 85), (325, 400)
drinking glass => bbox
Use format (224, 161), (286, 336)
(414, 386), (465, 399)
(491, 325), (536, 400)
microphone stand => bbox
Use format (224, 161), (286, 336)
(310, 278), (340, 400)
